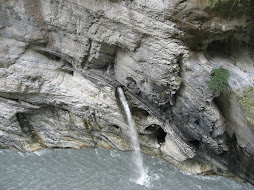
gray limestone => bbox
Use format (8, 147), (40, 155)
(0, 0), (254, 184)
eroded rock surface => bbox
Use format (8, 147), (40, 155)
(0, 0), (254, 184)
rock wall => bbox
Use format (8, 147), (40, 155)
(0, 0), (254, 184)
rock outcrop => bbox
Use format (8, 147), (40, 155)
(0, 0), (254, 184)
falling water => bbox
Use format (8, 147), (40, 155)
(117, 87), (149, 186)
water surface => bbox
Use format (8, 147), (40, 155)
(0, 148), (253, 190)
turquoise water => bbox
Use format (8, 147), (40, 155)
(0, 148), (253, 190)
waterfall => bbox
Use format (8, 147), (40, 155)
(117, 87), (149, 186)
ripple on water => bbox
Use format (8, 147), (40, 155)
(0, 148), (253, 190)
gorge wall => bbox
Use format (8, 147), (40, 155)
(0, 0), (254, 184)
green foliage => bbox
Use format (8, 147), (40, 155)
(236, 87), (254, 125)
(209, 66), (229, 93)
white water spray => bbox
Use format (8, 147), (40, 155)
(117, 87), (149, 186)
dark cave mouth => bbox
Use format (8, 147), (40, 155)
(156, 127), (167, 144)
(143, 125), (167, 144)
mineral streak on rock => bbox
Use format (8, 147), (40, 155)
(0, 0), (254, 185)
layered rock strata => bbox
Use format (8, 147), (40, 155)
(0, 0), (254, 184)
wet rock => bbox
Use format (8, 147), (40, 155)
(0, 0), (254, 185)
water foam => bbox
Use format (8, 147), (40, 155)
(33, 149), (48, 156)
(117, 87), (149, 186)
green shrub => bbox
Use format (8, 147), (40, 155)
(209, 66), (229, 93)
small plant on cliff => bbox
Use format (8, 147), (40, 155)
(209, 66), (229, 93)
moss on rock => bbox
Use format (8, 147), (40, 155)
(236, 86), (254, 125)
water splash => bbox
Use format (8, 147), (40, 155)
(33, 149), (49, 156)
(117, 87), (149, 186)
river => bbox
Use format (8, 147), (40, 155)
(0, 148), (253, 190)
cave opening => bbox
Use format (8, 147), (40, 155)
(204, 38), (234, 61)
(110, 124), (120, 129)
(156, 127), (167, 144)
(188, 139), (201, 149)
(144, 125), (167, 144)
(206, 40), (228, 53)
(205, 37), (251, 59)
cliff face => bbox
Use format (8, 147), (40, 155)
(0, 0), (254, 184)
